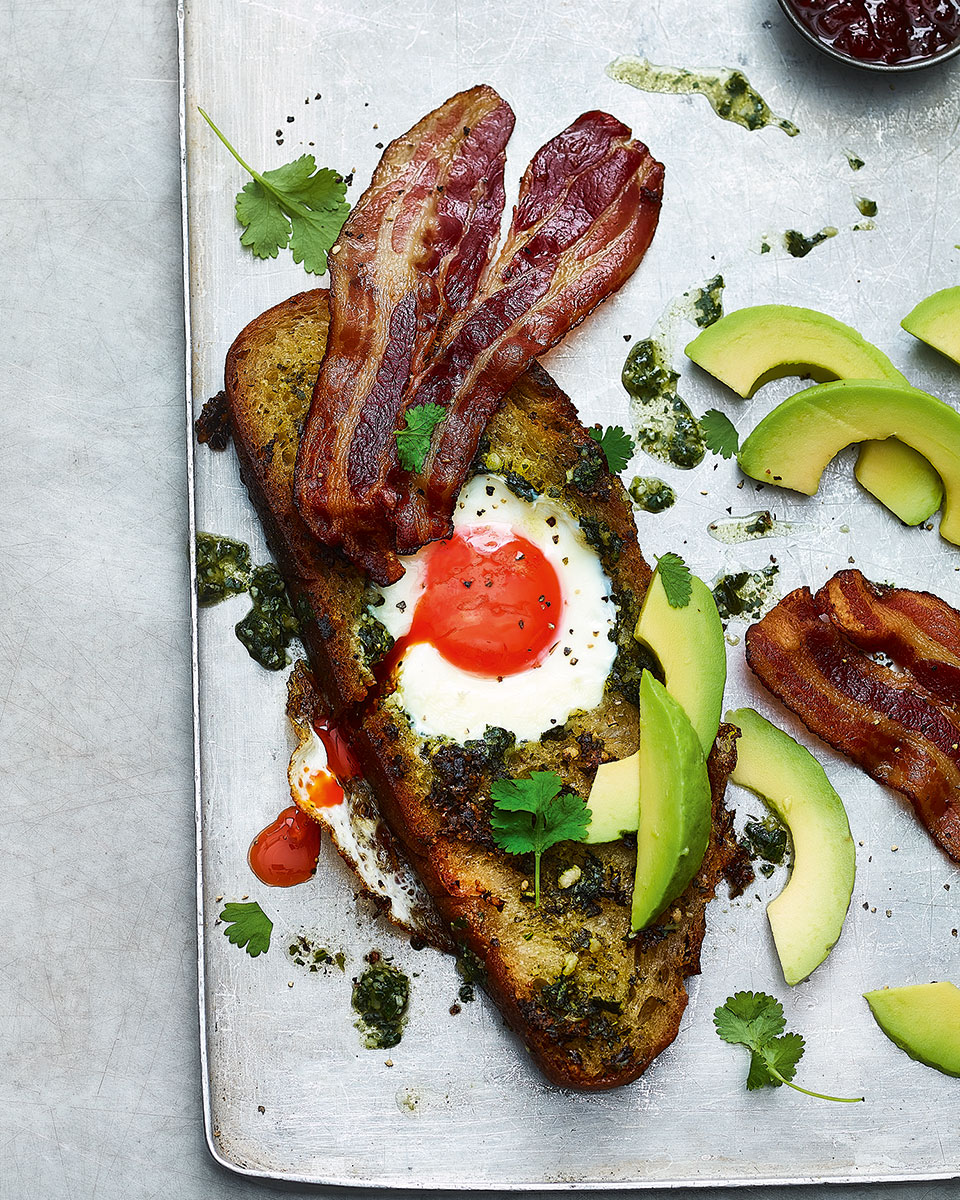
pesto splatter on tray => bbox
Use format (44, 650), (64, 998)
(622, 340), (705, 470)
(195, 532), (299, 669)
(352, 953), (411, 1049)
(783, 227), (838, 258)
(707, 510), (790, 545)
(712, 564), (780, 621)
(196, 532), (253, 606)
(607, 57), (799, 136)
(690, 274), (725, 329)
(235, 564), (300, 671)
(629, 476), (677, 513)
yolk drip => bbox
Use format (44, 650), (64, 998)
(390, 524), (563, 677)
(248, 805), (322, 887)
(314, 718), (361, 784)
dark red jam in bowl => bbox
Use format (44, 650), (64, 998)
(787, 0), (960, 64)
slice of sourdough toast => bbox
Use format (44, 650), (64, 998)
(223, 289), (742, 1089)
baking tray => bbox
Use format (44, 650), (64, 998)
(182, 0), (960, 1187)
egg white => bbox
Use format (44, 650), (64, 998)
(373, 474), (617, 743)
(289, 728), (439, 937)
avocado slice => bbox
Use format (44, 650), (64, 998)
(634, 567), (726, 756)
(737, 379), (959, 545)
(583, 752), (640, 845)
(853, 437), (944, 527)
(685, 304), (942, 526)
(685, 304), (909, 396)
(631, 673), (711, 931)
(864, 982), (960, 1077)
(584, 566), (725, 843)
(727, 707), (855, 985)
(902, 287), (960, 366)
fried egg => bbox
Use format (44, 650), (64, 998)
(288, 725), (442, 940)
(373, 474), (617, 743)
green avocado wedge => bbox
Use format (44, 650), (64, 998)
(631, 673), (711, 932)
(685, 304), (942, 526)
(583, 753), (640, 845)
(727, 707), (855, 985)
(864, 982), (960, 1077)
(737, 379), (960, 545)
(684, 304), (909, 396)
(584, 566), (725, 844)
(902, 286), (960, 366)
(853, 437), (944, 526)
(634, 567), (726, 756)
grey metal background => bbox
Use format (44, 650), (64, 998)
(183, 0), (960, 1190)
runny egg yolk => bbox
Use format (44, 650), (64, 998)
(394, 525), (562, 677)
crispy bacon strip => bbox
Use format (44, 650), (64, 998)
(294, 86), (515, 582)
(746, 587), (960, 862)
(393, 112), (664, 551)
(816, 570), (960, 712)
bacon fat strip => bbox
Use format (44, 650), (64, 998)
(817, 570), (960, 713)
(392, 112), (664, 551)
(294, 86), (515, 583)
(746, 587), (960, 862)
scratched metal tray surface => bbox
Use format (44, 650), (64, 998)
(182, 0), (960, 1188)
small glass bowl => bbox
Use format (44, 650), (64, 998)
(777, 0), (960, 72)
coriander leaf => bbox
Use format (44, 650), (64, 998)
(286, 169), (353, 270)
(220, 901), (273, 957)
(746, 1049), (776, 1091)
(588, 424), (636, 473)
(714, 991), (863, 1103)
(396, 403), (447, 473)
(490, 772), (563, 814)
(543, 791), (592, 846)
(490, 771), (590, 906)
(700, 409), (740, 459)
(489, 806), (543, 857)
(200, 109), (350, 275)
(235, 179), (290, 258)
(714, 989), (786, 1046)
(655, 552), (692, 608)
(763, 1031), (805, 1084)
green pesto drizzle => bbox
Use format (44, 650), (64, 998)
(712, 564), (780, 621)
(235, 564), (299, 671)
(196, 532), (299, 669)
(691, 274), (725, 328)
(607, 57), (799, 136)
(629, 475), (677, 513)
(783, 226), (838, 258)
(855, 197), (878, 217)
(741, 815), (790, 878)
(352, 955), (411, 1049)
(622, 339), (705, 470)
(288, 934), (346, 973)
(707, 510), (790, 544)
(196, 532), (252, 606)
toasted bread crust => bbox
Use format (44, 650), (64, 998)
(222, 290), (739, 1089)
(225, 292), (373, 713)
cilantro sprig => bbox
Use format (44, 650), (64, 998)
(700, 409), (740, 459)
(490, 771), (590, 906)
(396, 403), (447, 473)
(200, 108), (350, 275)
(588, 424), (636, 473)
(714, 991), (863, 1103)
(655, 552), (692, 608)
(220, 901), (273, 958)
